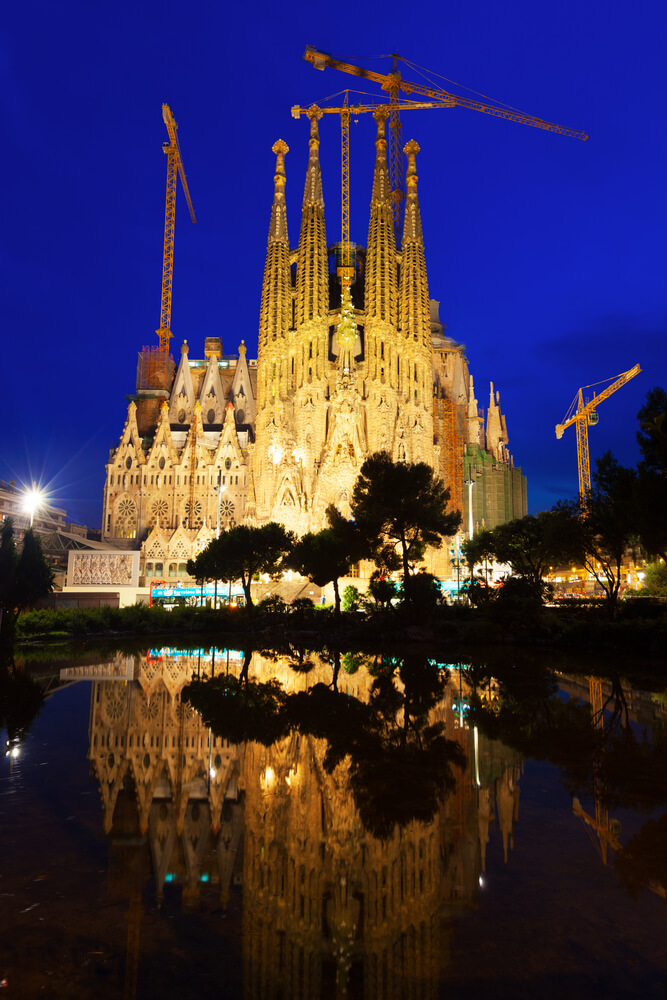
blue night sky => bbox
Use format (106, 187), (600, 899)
(3, 0), (666, 528)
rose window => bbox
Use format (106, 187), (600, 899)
(114, 497), (137, 539)
(104, 689), (127, 725)
(140, 696), (159, 722)
(184, 499), (203, 528)
(150, 499), (169, 527)
(219, 498), (235, 519)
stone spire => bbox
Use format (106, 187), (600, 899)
(399, 140), (431, 346)
(296, 107), (328, 325)
(365, 109), (397, 325)
(258, 140), (291, 350)
(486, 382), (509, 460)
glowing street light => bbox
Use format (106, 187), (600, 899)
(22, 483), (46, 528)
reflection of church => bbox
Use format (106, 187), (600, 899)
(85, 650), (522, 995)
(100, 108), (526, 579)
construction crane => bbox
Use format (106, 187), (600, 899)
(555, 364), (641, 500)
(303, 45), (588, 243)
(158, 104), (197, 355)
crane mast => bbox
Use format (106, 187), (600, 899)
(555, 364), (641, 500)
(158, 104), (197, 355)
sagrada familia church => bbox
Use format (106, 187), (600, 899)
(97, 109), (526, 587)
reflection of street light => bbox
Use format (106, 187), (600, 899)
(22, 483), (45, 528)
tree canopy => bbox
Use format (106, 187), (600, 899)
(554, 452), (638, 614)
(286, 505), (368, 617)
(491, 511), (569, 593)
(350, 451), (460, 596)
(0, 521), (54, 638)
(636, 386), (667, 474)
(195, 521), (295, 610)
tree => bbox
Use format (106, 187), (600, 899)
(0, 522), (54, 639)
(286, 505), (368, 618)
(0, 519), (18, 635)
(198, 522), (295, 611)
(635, 466), (667, 564)
(491, 511), (568, 596)
(554, 452), (638, 615)
(351, 451), (461, 599)
(633, 388), (667, 564)
(636, 386), (667, 474)
(462, 528), (495, 583)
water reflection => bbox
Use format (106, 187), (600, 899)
(80, 645), (523, 996)
(0, 642), (658, 996)
(0, 644), (44, 762)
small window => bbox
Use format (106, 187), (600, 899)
(154, 562), (163, 575)
(178, 562), (187, 575)
(168, 562), (177, 577)
(146, 562), (154, 578)
(178, 409), (186, 423)
(207, 408), (215, 424)
(159, 456), (165, 470)
(125, 457), (132, 469)
(225, 457), (232, 470)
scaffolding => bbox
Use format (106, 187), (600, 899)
(442, 393), (464, 517)
(136, 346), (173, 438)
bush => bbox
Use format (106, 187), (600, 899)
(342, 585), (362, 612)
(640, 562), (667, 597)
(258, 594), (288, 614)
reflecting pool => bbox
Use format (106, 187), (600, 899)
(1, 644), (666, 998)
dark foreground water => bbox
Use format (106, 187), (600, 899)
(1, 644), (665, 999)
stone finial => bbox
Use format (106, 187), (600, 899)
(404, 140), (420, 189)
(306, 105), (323, 146)
(181, 340), (189, 355)
(272, 139), (288, 193)
(238, 340), (247, 356)
(373, 106), (389, 141)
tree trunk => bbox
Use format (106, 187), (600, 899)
(401, 536), (411, 600)
(333, 577), (341, 619)
(242, 573), (253, 611)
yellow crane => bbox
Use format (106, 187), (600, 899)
(158, 104), (197, 355)
(555, 364), (641, 500)
(303, 45), (588, 243)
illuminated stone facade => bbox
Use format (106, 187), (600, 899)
(101, 114), (526, 573)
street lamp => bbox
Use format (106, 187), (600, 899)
(22, 483), (45, 528)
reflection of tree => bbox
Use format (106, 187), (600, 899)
(0, 645), (45, 753)
(184, 648), (467, 839)
(615, 813), (667, 901)
(467, 656), (667, 900)
(183, 651), (288, 747)
(289, 653), (465, 839)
